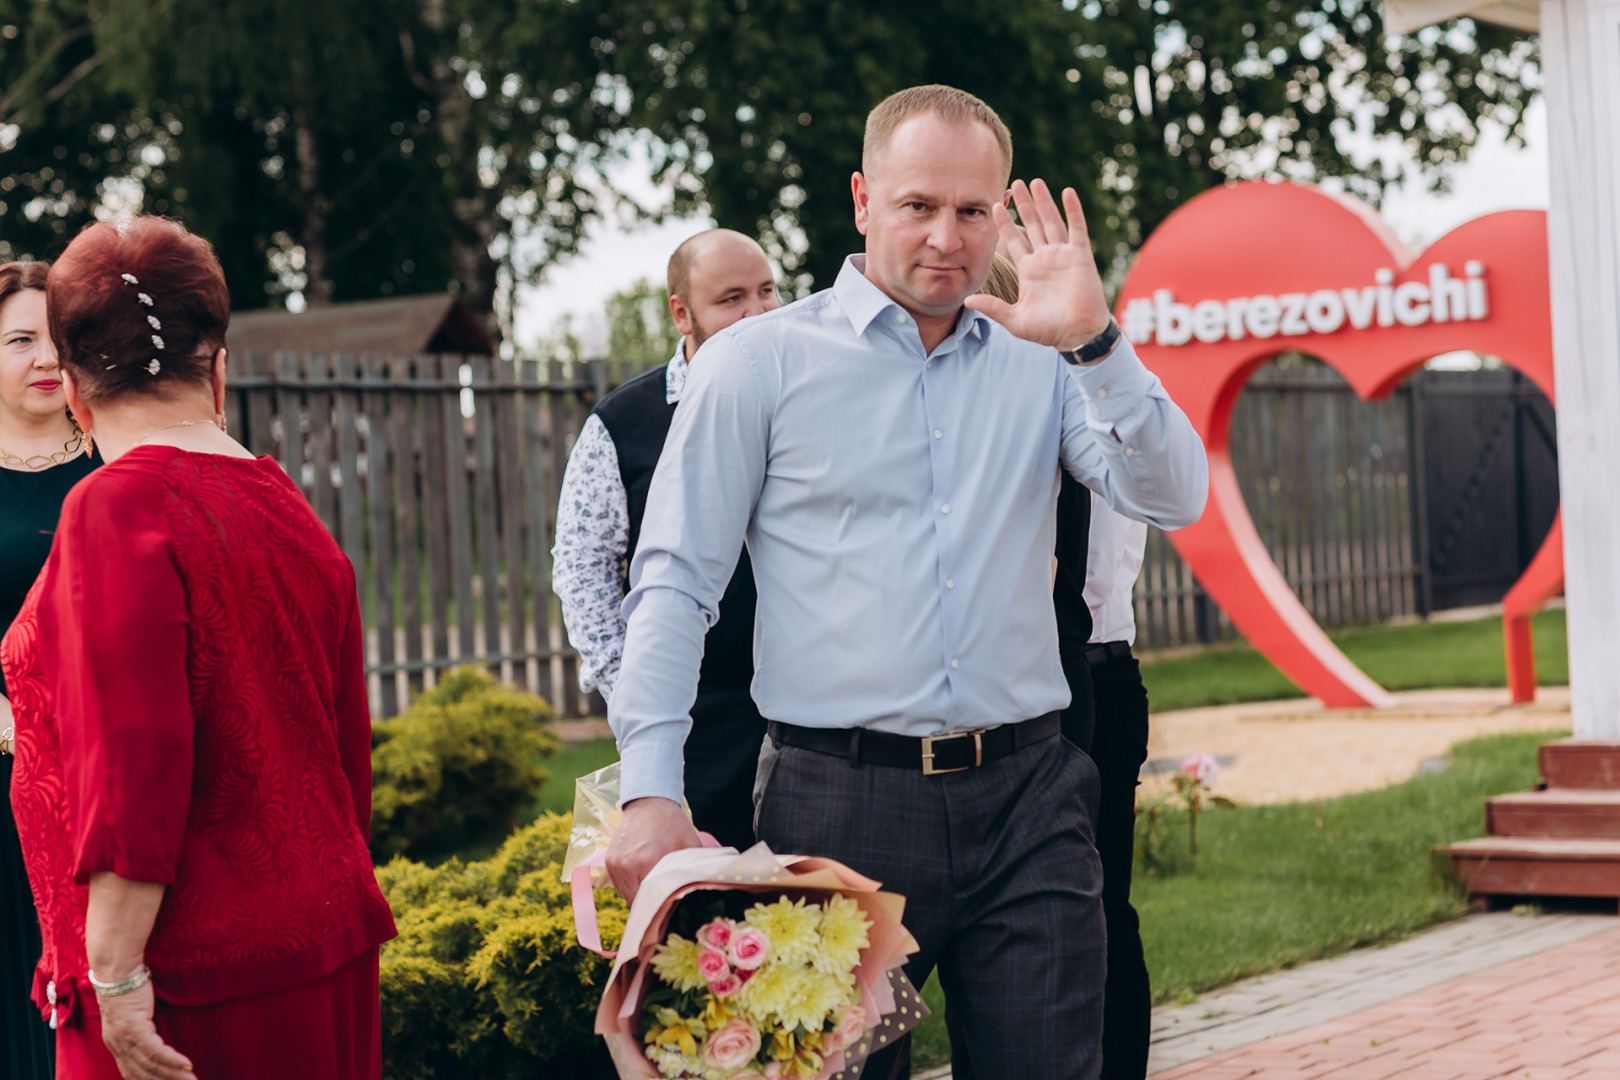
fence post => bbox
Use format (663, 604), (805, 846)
(1405, 373), (1434, 618)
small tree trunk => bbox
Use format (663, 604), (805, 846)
(291, 99), (335, 307)
(413, 0), (501, 343)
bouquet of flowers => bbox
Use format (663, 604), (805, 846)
(577, 843), (927, 1080)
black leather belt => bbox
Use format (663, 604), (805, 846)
(1082, 640), (1133, 667)
(767, 711), (1061, 776)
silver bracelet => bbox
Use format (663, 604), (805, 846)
(88, 965), (151, 997)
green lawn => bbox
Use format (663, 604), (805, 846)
(909, 726), (1563, 1067)
(1139, 608), (1567, 713)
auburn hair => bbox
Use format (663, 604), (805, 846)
(47, 216), (229, 402)
(0, 260), (50, 316)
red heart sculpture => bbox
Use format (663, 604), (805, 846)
(1115, 182), (1559, 707)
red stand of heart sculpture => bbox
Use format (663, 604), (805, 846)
(1115, 182), (1560, 707)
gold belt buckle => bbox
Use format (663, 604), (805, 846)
(921, 730), (984, 776)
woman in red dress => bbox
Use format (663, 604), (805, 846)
(0, 216), (395, 1080)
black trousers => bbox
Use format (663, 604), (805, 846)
(755, 727), (1107, 1080)
(1072, 648), (1153, 1080)
(683, 687), (768, 852)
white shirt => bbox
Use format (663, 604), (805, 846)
(1084, 490), (1148, 646)
(550, 347), (689, 700)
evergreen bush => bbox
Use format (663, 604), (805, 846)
(378, 813), (627, 1079)
(370, 667), (560, 861)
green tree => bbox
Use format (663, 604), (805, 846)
(604, 277), (680, 362)
(0, 0), (157, 262)
(606, 1), (1538, 291)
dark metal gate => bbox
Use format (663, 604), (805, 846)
(1415, 369), (1560, 613)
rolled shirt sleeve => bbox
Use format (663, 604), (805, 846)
(611, 335), (771, 805)
(1059, 336), (1208, 530)
(37, 474), (194, 886)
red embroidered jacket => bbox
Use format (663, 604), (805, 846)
(1, 446), (395, 1022)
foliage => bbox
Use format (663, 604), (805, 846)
(1136, 753), (1237, 872)
(370, 667), (560, 861)
(606, 278), (682, 362)
(378, 812), (628, 1079)
(0, 0), (151, 261)
(607, 0), (1538, 292)
(2, 0), (639, 333)
(4, 1), (1539, 320)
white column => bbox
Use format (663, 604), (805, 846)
(1542, 0), (1620, 737)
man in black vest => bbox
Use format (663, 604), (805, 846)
(552, 229), (780, 849)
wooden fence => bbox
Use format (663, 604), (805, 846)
(223, 351), (663, 718)
(223, 353), (1555, 716)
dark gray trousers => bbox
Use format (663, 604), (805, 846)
(753, 728), (1106, 1080)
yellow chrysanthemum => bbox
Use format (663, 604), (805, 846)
(742, 897), (821, 966)
(736, 962), (853, 1033)
(813, 894), (871, 976)
(649, 934), (708, 993)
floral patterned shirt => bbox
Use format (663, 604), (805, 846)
(552, 347), (688, 699)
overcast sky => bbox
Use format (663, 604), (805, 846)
(511, 99), (1550, 356)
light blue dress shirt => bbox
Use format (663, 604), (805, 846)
(611, 255), (1208, 804)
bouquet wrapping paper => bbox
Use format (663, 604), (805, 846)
(592, 843), (928, 1080)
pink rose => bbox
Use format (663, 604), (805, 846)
(709, 973), (743, 999)
(826, 1003), (868, 1052)
(698, 918), (735, 951)
(728, 926), (771, 970)
(702, 1019), (762, 1071)
(697, 947), (731, 983)
(1180, 752), (1220, 786)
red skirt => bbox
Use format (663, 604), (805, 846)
(55, 947), (380, 1080)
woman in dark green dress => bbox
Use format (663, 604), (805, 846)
(0, 260), (98, 1080)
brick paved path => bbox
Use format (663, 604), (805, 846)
(1153, 923), (1620, 1080)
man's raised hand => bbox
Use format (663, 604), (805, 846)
(964, 179), (1114, 351)
(605, 796), (703, 906)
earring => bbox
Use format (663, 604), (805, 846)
(215, 412), (228, 435)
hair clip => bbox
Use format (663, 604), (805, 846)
(151, 334), (165, 350)
(137, 293), (154, 307)
(147, 358), (161, 375)
(121, 273), (139, 285)
(147, 315), (162, 330)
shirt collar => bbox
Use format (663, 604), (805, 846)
(833, 253), (994, 344)
(665, 344), (689, 404)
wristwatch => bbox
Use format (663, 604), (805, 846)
(1058, 318), (1122, 366)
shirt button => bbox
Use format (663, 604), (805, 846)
(946, 578), (955, 589)
(1124, 446), (1135, 456)
(941, 504), (952, 515)
(951, 658), (960, 669)
(896, 313), (909, 324)
(1095, 388), (1108, 400)
(933, 429), (943, 439)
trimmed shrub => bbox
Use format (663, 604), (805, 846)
(378, 813), (627, 1079)
(370, 667), (560, 861)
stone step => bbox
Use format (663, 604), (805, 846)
(1540, 739), (1620, 790)
(1449, 837), (1620, 899)
(1487, 789), (1620, 838)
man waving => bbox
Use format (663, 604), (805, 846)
(607, 86), (1207, 1079)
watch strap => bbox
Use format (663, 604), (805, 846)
(1059, 319), (1122, 366)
